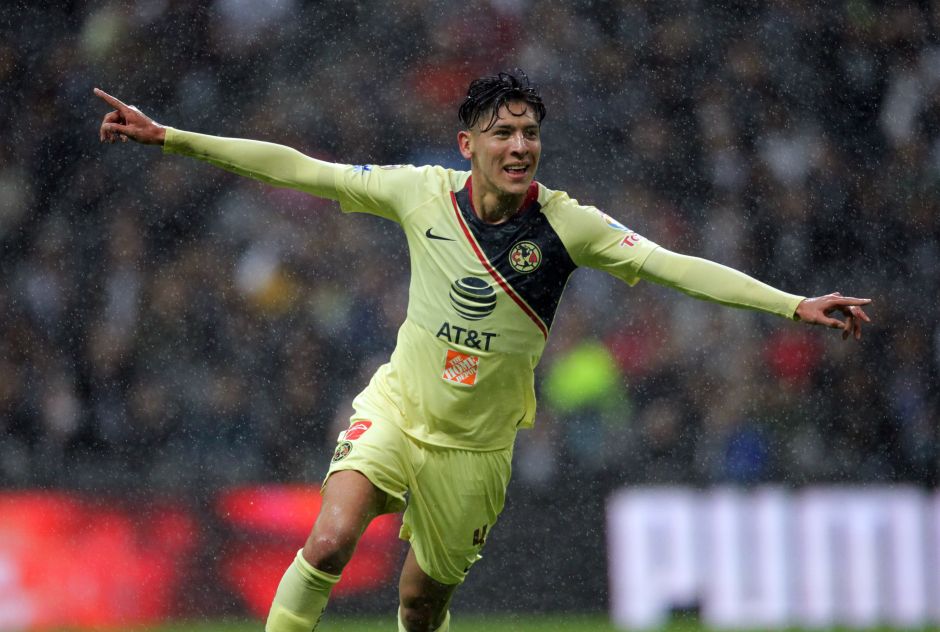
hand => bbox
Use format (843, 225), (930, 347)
(94, 88), (166, 145)
(794, 293), (872, 341)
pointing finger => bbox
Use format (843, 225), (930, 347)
(831, 297), (872, 306)
(93, 87), (130, 112)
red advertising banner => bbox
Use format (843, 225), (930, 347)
(0, 487), (402, 630)
(0, 491), (198, 630)
(215, 485), (403, 617)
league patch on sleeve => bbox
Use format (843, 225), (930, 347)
(596, 210), (644, 247)
(441, 350), (480, 386)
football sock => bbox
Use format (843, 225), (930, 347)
(397, 607), (451, 632)
(265, 549), (340, 632)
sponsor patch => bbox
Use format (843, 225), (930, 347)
(449, 277), (496, 319)
(441, 350), (480, 386)
(344, 420), (372, 441)
(508, 241), (542, 273)
(598, 211), (644, 247)
(332, 441), (353, 462)
(619, 230), (642, 247)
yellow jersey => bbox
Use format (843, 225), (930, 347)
(163, 128), (802, 451)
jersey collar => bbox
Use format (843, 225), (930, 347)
(465, 176), (540, 222)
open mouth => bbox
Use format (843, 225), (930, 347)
(504, 165), (528, 177)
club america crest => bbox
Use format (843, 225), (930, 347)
(332, 441), (352, 463)
(509, 241), (542, 274)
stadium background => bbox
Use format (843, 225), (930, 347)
(1, 0), (938, 629)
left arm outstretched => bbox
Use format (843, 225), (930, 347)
(637, 247), (872, 340)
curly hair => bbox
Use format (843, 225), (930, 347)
(458, 70), (546, 132)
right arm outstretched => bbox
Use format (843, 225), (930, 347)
(94, 87), (342, 199)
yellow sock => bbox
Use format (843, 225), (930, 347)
(398, 607), (450, 632)
(265, 549), (340, 632)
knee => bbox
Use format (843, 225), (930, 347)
(302, 526), (359, 575)
(398, 604), (433, 632)
(399, 593), (444, 632)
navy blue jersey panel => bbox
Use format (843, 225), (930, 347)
(454, 188), (576, 331)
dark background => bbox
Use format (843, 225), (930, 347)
(1, 0), (937, 616)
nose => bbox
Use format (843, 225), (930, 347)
(509, 133), (528, 154)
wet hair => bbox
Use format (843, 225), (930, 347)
(458, 70), (546, 132)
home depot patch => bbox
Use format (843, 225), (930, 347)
(441, 350), (479, 386)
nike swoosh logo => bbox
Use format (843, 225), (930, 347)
(425, 228), (455, 241)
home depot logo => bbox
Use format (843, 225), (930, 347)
(441, 350), (479, 386)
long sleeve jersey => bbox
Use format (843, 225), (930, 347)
(163, 128), (804, 451)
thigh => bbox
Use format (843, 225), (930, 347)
(402, 446), (512, 585)
(325, 415), (414, 515)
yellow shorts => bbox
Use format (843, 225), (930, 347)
(326, 414), (512, 585)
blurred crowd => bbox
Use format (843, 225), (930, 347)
(1, 0), (937, 496)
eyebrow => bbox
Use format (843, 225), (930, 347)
(490, 123), (540, 132)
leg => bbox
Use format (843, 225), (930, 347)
(302, 469), (387, 572)
(266, 470), (387, 632)
(395, 445), (512, 632)
(398, 547), (458, 632)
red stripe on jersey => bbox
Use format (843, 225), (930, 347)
(450, 192), (549, 339)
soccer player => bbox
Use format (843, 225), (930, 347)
(94, 72), (871, 632)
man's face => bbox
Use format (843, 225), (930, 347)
(458, 100), (542, 199)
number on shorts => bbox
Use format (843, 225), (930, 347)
(472, 524), (488, 547)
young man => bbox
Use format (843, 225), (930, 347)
(95, 72), (871, 632)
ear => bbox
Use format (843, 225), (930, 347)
(457, 130), (473, 160)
